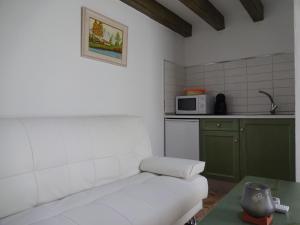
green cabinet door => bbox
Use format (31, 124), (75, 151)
(240, 119), (295, 181)
(201, 131), (240, 181)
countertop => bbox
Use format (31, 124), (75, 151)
(164, 114), (295, 119)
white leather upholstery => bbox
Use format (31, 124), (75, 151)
(0, 116), (152, 218)
(0, 173), (208, 225)
(140, 157), (205, 179)
(0, 116), (208, 225)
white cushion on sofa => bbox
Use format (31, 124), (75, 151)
(140, 157), (205, 179)
(0, 173), (208, 225)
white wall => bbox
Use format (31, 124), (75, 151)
(0, 0), (184, 156)
(184, 0), (294, 66)
(294, 0), (300, 182)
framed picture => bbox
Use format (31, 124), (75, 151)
(81, 7), (128, 66)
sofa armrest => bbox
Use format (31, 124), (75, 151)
(140, 157), (205, 179)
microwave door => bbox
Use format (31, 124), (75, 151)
(176, 97), (199, 114)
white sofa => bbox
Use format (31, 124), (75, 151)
(0, 116), (208, 225)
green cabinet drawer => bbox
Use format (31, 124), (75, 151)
(200, 119), (239, 131)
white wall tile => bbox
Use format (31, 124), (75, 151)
(274, 87), (294, 96)
(247, 73), (272, 82)
(204, 63), (223, 72)
(248, 81), (273, 90)
(225, 90), (247, 98)
(226, 97), (247, 106)
(273, 53), (294, 63)
(273, 70), (294, 80)
(186, 79), (204, 87)
(247, 64), (272, 74)
(227, 105), (247, 113)
(164, 62), (176, 70)
(205, 70), (224, 78)
(164, 61), (185, 113)
(224, 60), (246, 69)
(275, 96), (295, 104)
(246, 56), (272, 66)
(273, 62), (294, 71)
(225, 75), (247, 84)
(164, 76), (178, 85)
(225, 82), (247, 91)
(248, 97), (270, 105)
(225, 67), (247, 76)
(186, 73), (205, 81)
(277, 104), (292, 112)
(205, 84), (225, 92)
(205, 78), (224, 86)
(247, 104), (270, 113)
(273, 79), (293, 88)
(185, 65), (204, 75)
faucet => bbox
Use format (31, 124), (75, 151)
(258, 90), (278, 114)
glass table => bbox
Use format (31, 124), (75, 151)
(198, 176), (300, 225)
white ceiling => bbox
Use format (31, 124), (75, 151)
(155, 0), (286, 30)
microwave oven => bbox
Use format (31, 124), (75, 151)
(176, 95), (214, 114)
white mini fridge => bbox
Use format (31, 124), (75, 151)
(165, 119), (200, 160)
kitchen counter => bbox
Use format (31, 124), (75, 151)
(164, 114), (295, 119)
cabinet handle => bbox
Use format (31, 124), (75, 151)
(216, 123), (221, 127)
(240, 128), (244, 132)
(234, 139), (238, 143)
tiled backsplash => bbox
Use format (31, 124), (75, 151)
(164, 53), (295, 114)
(164, 60), (186, 113)
(185, 53), (295, 114)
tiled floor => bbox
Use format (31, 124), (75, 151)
(196, 178), (237, 222)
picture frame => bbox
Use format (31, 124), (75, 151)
(81, 7), (128, 66)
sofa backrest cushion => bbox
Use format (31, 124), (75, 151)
(0, 116), (152, 219)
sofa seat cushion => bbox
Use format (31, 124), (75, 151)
(0, 173), (208, 225)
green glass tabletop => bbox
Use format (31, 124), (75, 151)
(198, 176), (300, 225)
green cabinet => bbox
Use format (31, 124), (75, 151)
(200, 118), (295, 182)
(240, 119), (295, 181)
(201, 131), (240, 181)
(200, 119), (240, 182)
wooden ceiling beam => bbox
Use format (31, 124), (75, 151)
(179, 0), (225, 31)
(120, 0), (192, 37)
(240, 0), (264, 22)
